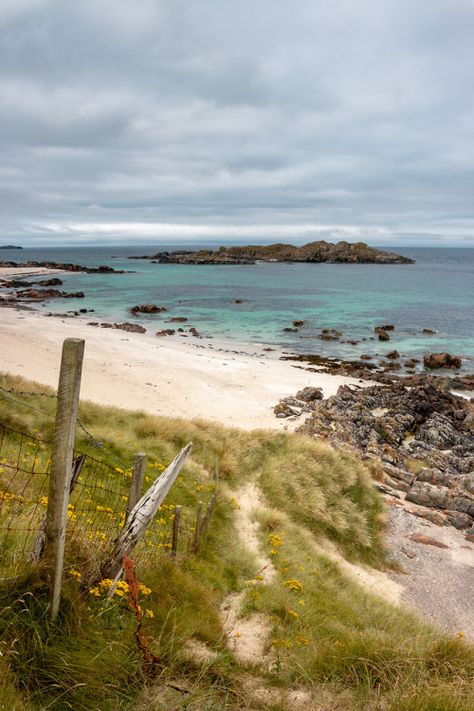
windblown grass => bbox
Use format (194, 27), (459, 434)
(0, 372), (473, 710)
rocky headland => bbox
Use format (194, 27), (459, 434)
(130, 240), (414, 265)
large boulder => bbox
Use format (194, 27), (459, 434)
(423, 352), (461, 369)
(295, 386), (324, 402)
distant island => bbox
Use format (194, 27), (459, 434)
(0, 245), (23, 250)
(131, 240), (414, 265)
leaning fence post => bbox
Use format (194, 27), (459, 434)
(193, 501), (203, 554)
(44, 338), (85, 620)
(100, 443), (192, 580)
(126, 452), (147, 521)
(171, 505), (182, 559)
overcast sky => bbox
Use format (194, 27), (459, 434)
(1, 0), (474, 247)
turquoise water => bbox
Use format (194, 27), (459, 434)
(2, 245), (473, 371)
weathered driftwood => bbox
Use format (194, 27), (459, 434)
(101, 443), (192, 579)
(44, 338), (85, 620)
(30, 454), (85, 564)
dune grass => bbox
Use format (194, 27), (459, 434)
(0, 372), (473, 710)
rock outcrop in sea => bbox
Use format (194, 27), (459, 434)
(132, 240), (415, 265)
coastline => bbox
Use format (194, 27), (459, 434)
(0, 304), (368, 431)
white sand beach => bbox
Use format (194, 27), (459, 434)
(0, 301), (364, 431)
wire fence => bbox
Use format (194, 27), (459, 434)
(0, 420), (215, 581)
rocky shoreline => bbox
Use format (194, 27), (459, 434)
(274, 370), (474, 534)
(130, 239), (414, 265)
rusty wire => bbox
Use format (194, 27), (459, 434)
(0, 421), (201, 577)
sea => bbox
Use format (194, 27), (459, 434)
(1, 244), (473, 372)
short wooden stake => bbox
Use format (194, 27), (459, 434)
(193, 501), (203, 554)
(126, 452), (147, 521)
(201, 493), (217, 542)
(171, 505), (182, 559)
(44, 338), (85, 620)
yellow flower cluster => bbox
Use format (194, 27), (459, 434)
(284, 579), (304, 593)
(268, 533), (282, 548)
(89, 578), (152, 598)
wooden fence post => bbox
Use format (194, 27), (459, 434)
(101, 443), (192, 580)
(126, 452), (147, 521)
(44, 338), (85, 620)
(201, 493), (217, 543)
(193, 501), (203, 554)
(171, 505), (182, 559)
(30, 454), (85, 564)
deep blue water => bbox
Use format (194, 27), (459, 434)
(1, 244), (473, 371)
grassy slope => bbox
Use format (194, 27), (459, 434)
(0, 372), (473, 711)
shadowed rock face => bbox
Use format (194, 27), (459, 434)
(143, 240), (415, 265)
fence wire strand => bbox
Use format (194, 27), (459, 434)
(0, 420), (211, 580)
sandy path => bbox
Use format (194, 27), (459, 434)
(0, 307), (363, 431)
(220, 483), (275, 665)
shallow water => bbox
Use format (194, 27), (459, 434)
(2, 244), (473, 371)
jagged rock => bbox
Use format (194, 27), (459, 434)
(114, 322), (146, 333)
(295, 386), (323, 402)
(293, 320), (305, 327)
(375, 327), (390, 341)
(386, 350), (400, 359)
(422, 328), (437, 335)
(424, 352), (462, 369)
(283, 327), (298, 332)
(446, 496), (474, 518)
(445, 511), (473, 529)
(406, 482), (450, 508)
(156, 329), (175, 336)
(410, 508), (446, 526)
(130, 304), (166, 315)
(167, 317), (188, 322)
(274, 401), (298, 418)
(37, 277), (63, 286)
(383, 463), (415, 486)
(15, 288), (84, 300)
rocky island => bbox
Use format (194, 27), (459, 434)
(133, 240), (415, 264)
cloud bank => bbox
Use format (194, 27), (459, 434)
(1, 0), (474, 246)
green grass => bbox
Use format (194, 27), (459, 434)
(0, 372), (473, 710)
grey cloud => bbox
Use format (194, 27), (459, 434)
(0, 0), (474, 245)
